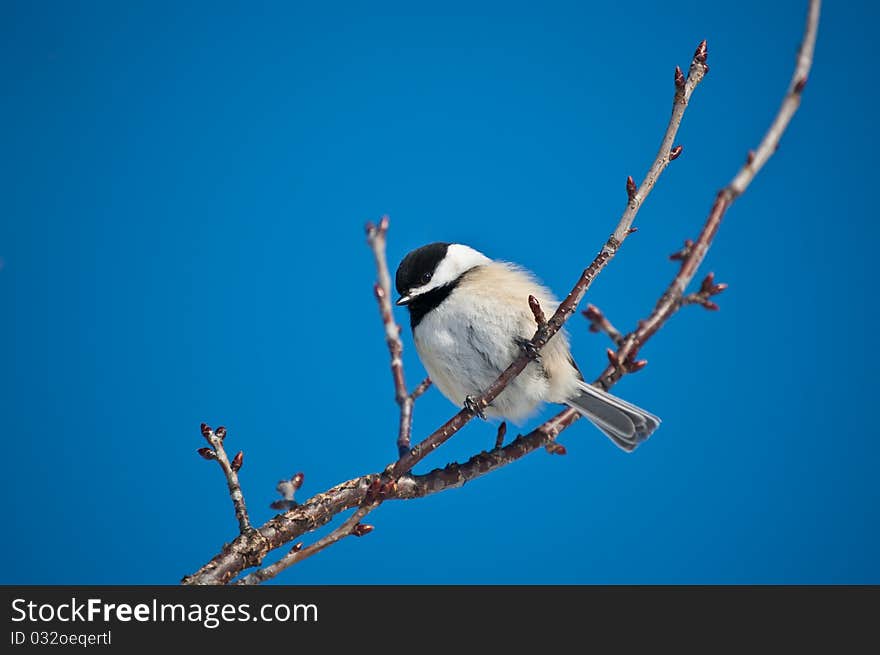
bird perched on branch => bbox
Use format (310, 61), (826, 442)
(395, 243), (660, 451)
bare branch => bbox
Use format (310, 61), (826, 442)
(680, 272), (728, 310)
(583, 303), (624, 346)
(611, 40), (710, 246)
(411, 376), (432, 400)
(184, 7), (820, 583)
(184, 39), (712, 584)
(235, 504), (377, 585)
(198, 424), (252, 534)
(366, 216), (420, 457)
(596, 0), (821, 390)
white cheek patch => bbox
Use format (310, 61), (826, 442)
(412, 244), (491, 296)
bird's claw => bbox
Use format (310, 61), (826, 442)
(464, 395), (487, 420)
(515, 336), (541, 361)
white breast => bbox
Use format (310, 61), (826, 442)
(412, 262), (580, 423)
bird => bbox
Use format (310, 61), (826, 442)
(394, 242), (660, 451)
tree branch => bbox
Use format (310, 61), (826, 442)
(595, 0), (821, 390)
(197, 424), (251, 534)
(235, 504), (377, 585)
(183, 4), (819, 583)
(366, 216), (429, 457)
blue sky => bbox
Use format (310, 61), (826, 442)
(2, 0), (877, 584)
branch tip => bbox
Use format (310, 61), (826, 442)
(495, 421), (507, 449)
(628, 359), (648, 373)
(545, 442), (567, 456)
(352, 523), (374, 537)
(669, 239), (695, 261)
(626, 175), (637, 201)
(674, 65), (685, 88)
(694, 39), (708, 64)
(197, 447), (217, 461)
(411, 377), (432, 400)
(606, 348), (620, 368)
(200, 423), (212, 440)
(528, 295), (547, 327)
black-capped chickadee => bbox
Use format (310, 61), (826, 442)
(395, 243), (660, 451)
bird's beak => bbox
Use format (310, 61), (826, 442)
(396, 294), (412, 306)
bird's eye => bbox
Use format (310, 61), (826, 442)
(420, 272), (432, 284)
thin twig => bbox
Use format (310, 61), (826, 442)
(235, 504), (377, 585)
(596, 0), (821, 390)
(366, 216), (420, 457)
(609, 40), (709, 247)
(411, 376), (432, 400)
(198, 424), (251, 534)
(583, 303), (624, 346)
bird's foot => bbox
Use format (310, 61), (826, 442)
(464, 395), (487, 420)
(515, 336), (541, 361)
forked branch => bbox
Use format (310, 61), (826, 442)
(183, 1), (819, 584)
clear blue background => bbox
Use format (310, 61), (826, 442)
(2, 0), (876, 584)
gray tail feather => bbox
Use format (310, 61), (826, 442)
(564, 380), (661, 452)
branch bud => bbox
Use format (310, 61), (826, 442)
(674, 65), (685, 88)
(628, 359), (648, 373)
(606, 348), (621, 368)
(495, 421), (507, 449)
(700, 272), (715, 293)
(703, 301), (720, 311)
(793, 77), (807, 94)
(546, 442), (567, 456)
(669, 239), (694, 261)
(694, 39), (708, 64)
(669, 145), (683, 161)
(626, 175), (637, 201)
(215, 426), (227, 440)
(200, 423), (212, 440)
(292, 472), (305, 490)
(528, 295), (547, 327)
(197, 447), (217, 461)
(352, 523), (374, 537)
(231, 451), (244, 472)
(291, 542), (304, 553)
